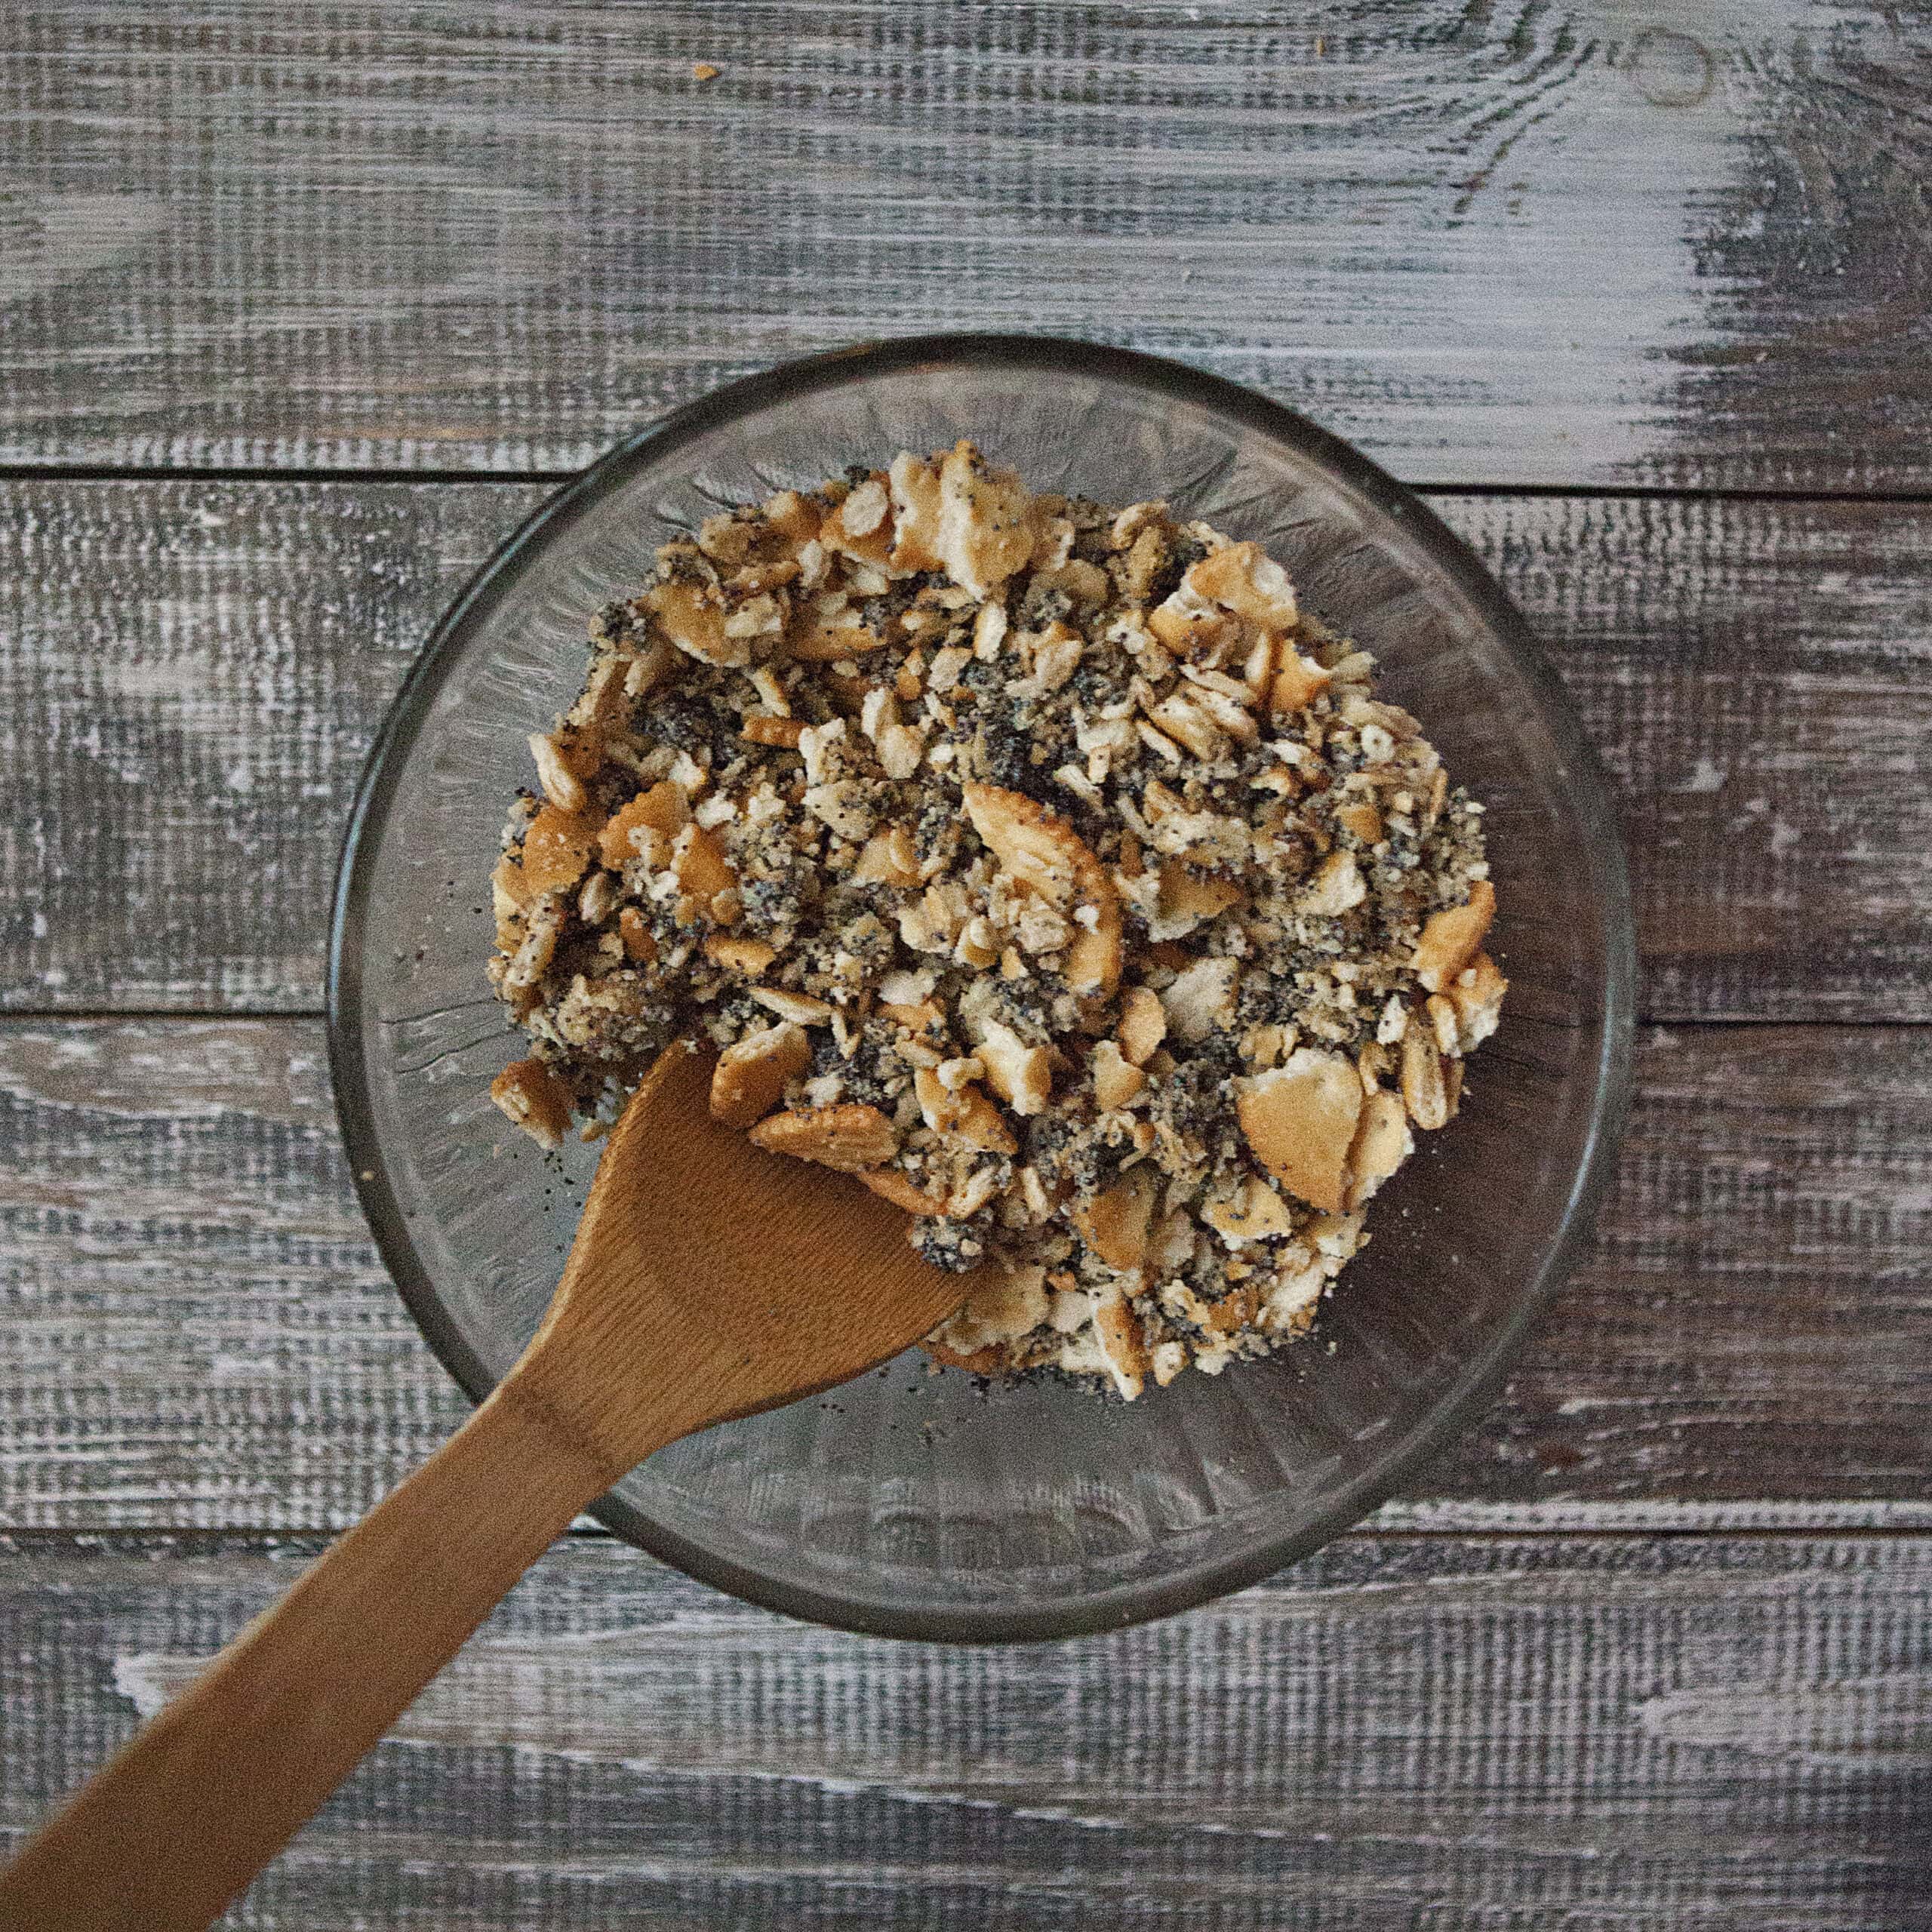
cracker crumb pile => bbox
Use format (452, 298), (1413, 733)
(487, 443), (1504, 1397)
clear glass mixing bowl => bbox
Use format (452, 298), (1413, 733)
(328, 336), (1634, 1640)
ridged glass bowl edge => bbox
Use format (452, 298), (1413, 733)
(325, 333), (1638, 1644)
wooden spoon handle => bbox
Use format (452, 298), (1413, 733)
(0, 1378), (624, 1932)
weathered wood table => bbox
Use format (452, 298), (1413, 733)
(4, 6), (1929, 1925)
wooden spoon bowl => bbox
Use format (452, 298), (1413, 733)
(0, 1042), (971, 1932)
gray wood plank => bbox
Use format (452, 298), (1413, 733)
(4, 481), (1929, 1020)
(3, 1531), (1928, 1928)
(4, 2), (1929, 488)
(1450, 492), (1932, 1025)
(0, 480), (545, 1013)
(0, 1016), (1924, 1533)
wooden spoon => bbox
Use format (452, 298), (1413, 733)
(0, 1042), (971, 1932)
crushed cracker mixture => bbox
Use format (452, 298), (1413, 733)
(487, 442), (1504, 1398)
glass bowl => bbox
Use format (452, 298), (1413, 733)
(328, 335), (1633, 1641)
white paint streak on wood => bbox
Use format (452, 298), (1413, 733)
(0, 1534), (1917, 1925)
(115, 1598), (1932, 1782)
(1635, 1677), (1932, 1769)
(1375, 1497), (1932, 1531)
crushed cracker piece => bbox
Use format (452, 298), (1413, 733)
(1237, 1048), (1364, 1214)
(1073, 1163), (1159, 1272)
(705, 935), (777, 977)
(1091, 1038), (1146, 1112)
(710, 1023), (812, 1128)
(1091, 1288), (1150, 1398)
(1414, 880), (1497, 992)
(1161, 957), (1240, 1043)
(1448, 952), (1509, 1051)
(1345, 1088), (1413, 1209)
(598, 780), (687, 869)
(1117, 987), (1167, 1066)
(933, 1264), (1049, 1355)
(502, 804), (598, 906)
(977, 1020), (1052, 1115)
(489, 1057), (574, 1150)
(751, 987), (835, 1026)
(962, 783), (1123, 995)
(859, 1168), (953, 1216)
(750, 1103), (899, 1172)
(741, 714), (805, 748)
(1401, 1028), (1452, 1131)
(914, 1065), (1018, 1155)
(1202, 1175), (1297, 1244)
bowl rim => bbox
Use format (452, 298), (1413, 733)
(328, 331), (1637, 1643)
